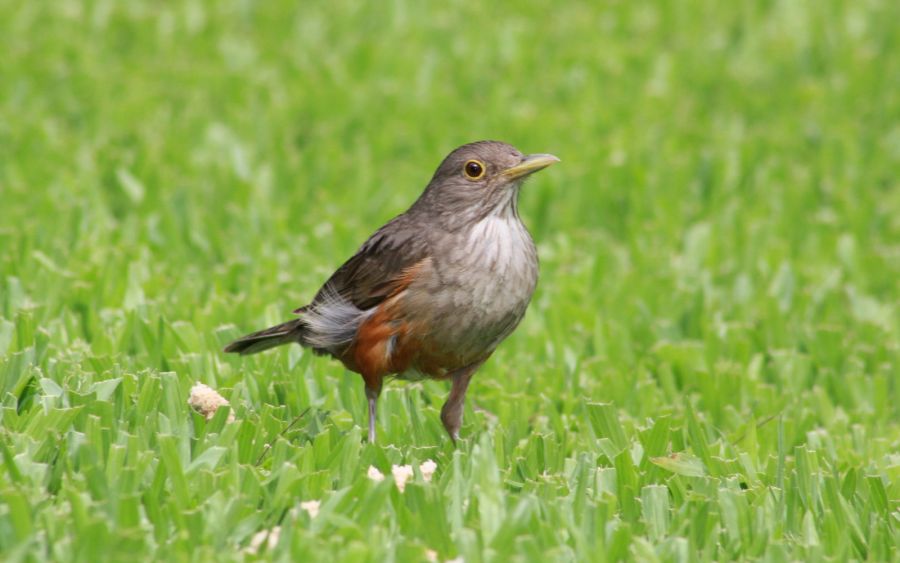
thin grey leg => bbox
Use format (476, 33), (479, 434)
(366, 386), (379, 443)
(440, 360), (486, 441)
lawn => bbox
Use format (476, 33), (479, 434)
(1, 0), (899, 560)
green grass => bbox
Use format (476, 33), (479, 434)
(2, 0), (899, 560)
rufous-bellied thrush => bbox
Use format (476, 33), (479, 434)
(225, 141), (559, 442)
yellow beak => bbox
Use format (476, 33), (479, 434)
(501, 153), (560, 180)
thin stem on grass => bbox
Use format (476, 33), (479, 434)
(255, 407), (311, 466)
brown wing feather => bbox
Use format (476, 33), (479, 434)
(297, 214), (432, 313)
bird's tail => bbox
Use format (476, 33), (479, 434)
(223, 319), (305, 355)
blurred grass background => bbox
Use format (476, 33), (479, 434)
(1, 0), (898, 560)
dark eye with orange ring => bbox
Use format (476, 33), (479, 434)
(464, 160), (485, 179)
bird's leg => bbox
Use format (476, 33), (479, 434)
(440, 360), (486, 441)
(365, 380), (382, 443)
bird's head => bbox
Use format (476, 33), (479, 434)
(415, 140), (559, 221)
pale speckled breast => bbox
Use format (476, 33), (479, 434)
(399, 212), (538, 375)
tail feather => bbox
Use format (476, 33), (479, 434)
(223, 319), (305, 355)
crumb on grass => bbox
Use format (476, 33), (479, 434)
(420, 459), (437, 482)
(187, 382), (235, 423)
(391, 464), (414, 492)
(367, 465), (385, 482)
(300, 500), (320, 518)
(246, 526), (280, 554)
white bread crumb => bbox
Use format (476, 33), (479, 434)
(391, 464), (414, 492)
(187, 383), (235, 423)
(367, 465), (385, 482)
(420, 459), (437, 483)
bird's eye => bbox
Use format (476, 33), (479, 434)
(464, 160), (485, 180)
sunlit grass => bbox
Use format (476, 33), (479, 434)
(1, 0), (898, 560)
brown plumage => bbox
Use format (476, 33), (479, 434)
(225, 141), (559, 442)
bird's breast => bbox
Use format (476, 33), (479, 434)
(403, 213), (538, 367)
(456, 214), (538, 305)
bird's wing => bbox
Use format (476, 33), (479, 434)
(299, 215), (432, 312)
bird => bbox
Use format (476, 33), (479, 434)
(224, 141), (559, 443)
